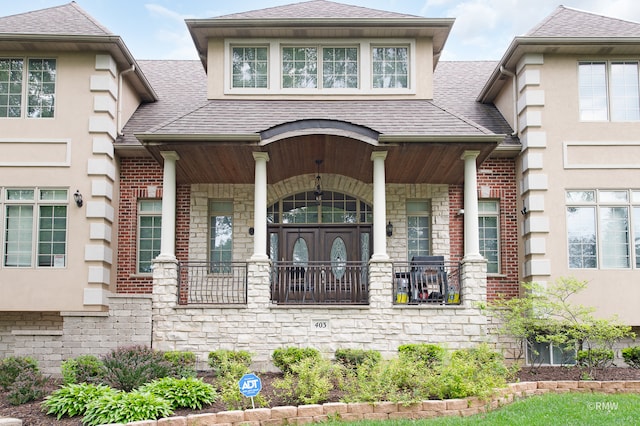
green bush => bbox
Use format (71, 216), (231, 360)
(272, 347), (321, 374)
(42, 383), (117, 420)
(398, 343), (446, 368)
(82, 390), (174, 426)
(164, 351), (197, 378)
(101, 346), (173, 391)
(426, 344), (511, 400)
(273, 357), (342, 405)
(622, 346), (640, 369)
(61, 354), (106, 385)
(208, 349), (252, 377)
(341, 355), (426, 403)
(0, 356), (39, 390)
(7, 369), (49, 405)
(334, 349), (381, 370)
(139, 377), (217, 409)
(577, 348), (615, 369)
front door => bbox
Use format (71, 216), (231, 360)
(270, 225), (371, 303)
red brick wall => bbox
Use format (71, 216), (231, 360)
(117, 157), (190, 294)
(448, 158), (519, 301)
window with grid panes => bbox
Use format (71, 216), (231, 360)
(209, 200), (233, 272)
(407, 200), (431, 260)
(478, 200), (500, 274)
(372, 46), (408, 89)
(3, 188), (67, 268)
(232, 47), (268, 88)
(137, 200), (162, 274)
(579, 61), (640, 121)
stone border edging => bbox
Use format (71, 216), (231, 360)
(91, 380), (640, 425)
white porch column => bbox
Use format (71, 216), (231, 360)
(371, 151), (389, 260)
(252, 152), (270, 261)
(462, 150), (483, 260)
(159, 151), (179, 259)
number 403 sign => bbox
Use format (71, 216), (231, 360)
(312, 319), (330, 330)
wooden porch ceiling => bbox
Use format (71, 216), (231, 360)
(142, 134), (498, 185)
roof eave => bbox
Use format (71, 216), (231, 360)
(478, 36), (640, 103)
(134, 133), (262, 143)
(378, 134), (504, 143)
(0, 33), (158, 102)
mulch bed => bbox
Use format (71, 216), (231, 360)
(3, 368), (640, 425)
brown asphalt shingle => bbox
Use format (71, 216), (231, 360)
(0, 2), (111, 35)
(214, 0), (420, 20)
(526, 5), (640, 38)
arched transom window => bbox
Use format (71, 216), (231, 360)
(268, 191), (372, 224)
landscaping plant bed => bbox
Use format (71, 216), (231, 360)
(3, 367), (640, 426)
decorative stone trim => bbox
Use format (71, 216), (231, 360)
(111, 380), (640, 425)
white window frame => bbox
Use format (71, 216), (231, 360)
(406, 200), (431, 260)
(137, 199), (162, 274)
(478, 200), (500, 274)
(566, 189), (640, 269)
(578, 60), (640, 122)
(2, 187), (68, 268)
(0, 57), (57, 119)
(224, 38), (415, 95)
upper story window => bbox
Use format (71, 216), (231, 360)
(0, 58), (56, 118)
(226, 40), (414, 94)
(232, 47), (268, 88)
(579, 61), (640, 121)
(372, 47), (408, 89)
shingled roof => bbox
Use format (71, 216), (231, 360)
(0, 2), (111, 35)
(214, 0), (420, 20)
(527, 5), (640, 38)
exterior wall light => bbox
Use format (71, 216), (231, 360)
(73, 190), (83, 207)
(386, 221), (393, 237)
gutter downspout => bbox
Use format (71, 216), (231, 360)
(117, 65), (136, 136)
(500, 65), (518, 136)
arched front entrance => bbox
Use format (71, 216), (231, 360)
(268, 190), (372, 304)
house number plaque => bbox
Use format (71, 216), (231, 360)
(312, 319), (330, 331)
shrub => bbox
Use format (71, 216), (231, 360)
(335, 349), (381, 370)
(82, 390), (173, 426)
(341, 355), (426, 403)
(101, 346), (173, 391)
(208, 349), (252, 377)
(426, 344), (511, 399)
(42, 383), (117, 420)
(0, 356), (39, 390)
(7, 369), (49, 405)
(622, 346), (640, 369)
(273, 357), (342, 405)
(139, 377), (217, 409)
(61, 354), (106, 385)
(164, 351), (197, 378)
(577, 348), (615, 370)
(398, 343), (446, 368)
(272, 347), (321, 374)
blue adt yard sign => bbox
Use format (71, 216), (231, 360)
(238, 373), (262, 398)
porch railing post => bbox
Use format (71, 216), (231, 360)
(368, 259), (393, 309)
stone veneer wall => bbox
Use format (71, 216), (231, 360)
(152, 257), (489, 371)
(0, 295), (151, 375)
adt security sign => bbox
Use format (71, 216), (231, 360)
(238, 373), (262, 398)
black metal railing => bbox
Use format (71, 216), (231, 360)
(271, 261), (369, 305)
(392, 257), (461, 305)
(178, 262), (247, 305)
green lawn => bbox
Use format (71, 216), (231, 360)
(324, 393), (640, 426)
